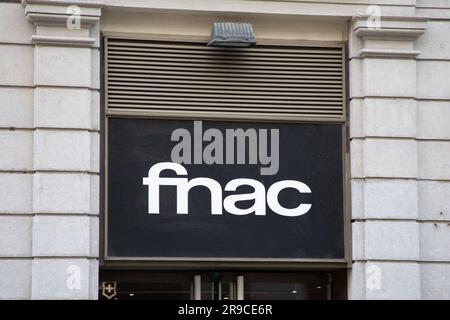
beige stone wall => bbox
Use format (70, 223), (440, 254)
(349, 1), (450, 300)
(1, 0), (450, 300)
(0, 1), (100, 299)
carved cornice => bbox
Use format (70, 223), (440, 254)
(352, 15), (428, 59)
(22, 0), (102, 46)
(31, 35), (95, 47)
(353, 15), (427, 41)
(22, 0), (104, 8)
(359, 49), (420, 59)
(24, 12), (100, 27)
(22, 0), (102, 27)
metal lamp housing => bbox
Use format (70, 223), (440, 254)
(208, 22), (256, 47)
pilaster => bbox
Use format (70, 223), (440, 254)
(21, 0), (102, 299)
(349, 15), (427, 300)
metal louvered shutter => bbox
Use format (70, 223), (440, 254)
(105, 37), (345, 122)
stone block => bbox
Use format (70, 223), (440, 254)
(418, 181), (450, 221)
(363, 179), (418, 219)
(34, 88), (91, 129)
(417, 61), (450, 100)
(34, 46), (91, 87)
(420, 263), (450, 300)
(32, 215), (90, 257)
(418, 141), (450, 180)
(363, 59), (416, 97)
(34, 129), (91, 171)
(0, 45), (33, 86)
(364, 221), (419, 260)
(0, 216), (32, 257)
(33, 173), (90, 214)
(0, 88), (33, 128)
(0, 130), (33, 171)
(363, 138), (417, 178)
(31, 258), (90, 299)
(0, 259), (32, 299)
(419, 222), (450, 261)
(417, 100), (450, 140)
(0, 173), (33, 213)
(363, 98), (416, 138)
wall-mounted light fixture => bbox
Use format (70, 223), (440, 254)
(207, 22), (256, 47)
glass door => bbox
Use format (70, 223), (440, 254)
(100, 270), (333, 300)
(192, 272), (331, 300)
(243, 272), (330, 300)
(194, 272), (243, 300)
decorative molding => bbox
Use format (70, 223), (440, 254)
(358, 48), (421, 59)
(354, 28), (426, 41)
(352, 15), (427, 41)
(22, 0), (104, 8)
(25, 12), (100, 27)
(31, 35), (95, 47)
(22, 0), (102, 47)
(22, 0), (102, 27)
(352, 15), (428, 59)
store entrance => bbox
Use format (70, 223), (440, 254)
(196, 272), (330, 300)
(99, 270), (338, 300)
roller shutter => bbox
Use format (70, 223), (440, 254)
(105, 37), (345, 122)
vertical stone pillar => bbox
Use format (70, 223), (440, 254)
(22, 0), (102, 299)
(348, 16), (427, 299)
(0, 1), (35, 299)
(414, 1), (450, 299)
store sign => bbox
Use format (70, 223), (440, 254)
(143, 162), (312, 217)
(106, 118), (345, 260)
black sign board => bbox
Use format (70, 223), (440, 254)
(106, 118), (345, 260)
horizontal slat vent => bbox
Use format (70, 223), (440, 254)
(106, 38), (345, 121)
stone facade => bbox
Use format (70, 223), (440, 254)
(349, 3), (450, 299)
(0, 0), (449, 299)
(0, 0), (100, 299)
